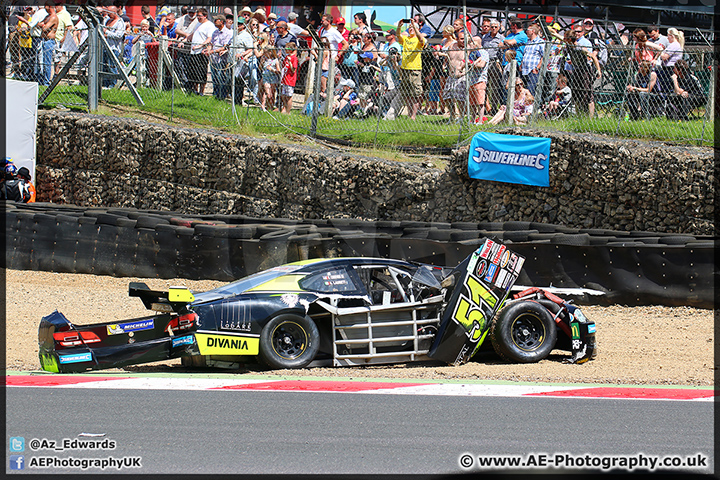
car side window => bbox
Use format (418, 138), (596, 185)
(299, 267), (362, 293)
(354, 266), (411, 305)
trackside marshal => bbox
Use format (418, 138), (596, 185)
(468, 132), (551, 187)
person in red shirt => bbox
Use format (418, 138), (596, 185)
(336, 17), (349, 41)
(280, 42), (298, 114)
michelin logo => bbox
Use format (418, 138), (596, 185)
(107, 320), (154, 335)
(472, 147), (546, 170)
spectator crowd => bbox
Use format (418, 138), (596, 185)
(6, 3), (708, 122)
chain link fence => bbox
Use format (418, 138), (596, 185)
(6, 18), (716, 148)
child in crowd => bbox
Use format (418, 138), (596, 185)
(513, 93), (534, 124)
(132, 19), (155, 46)
(546, 74), (574, 117)
(332, 79), (359, 119)
(259, 46), (281, 111)
(280, 42), (298, 114)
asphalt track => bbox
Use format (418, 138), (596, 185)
(5, 375), (714, 475)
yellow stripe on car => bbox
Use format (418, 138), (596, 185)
(246, 275), (304, 292)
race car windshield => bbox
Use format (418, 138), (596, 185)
(412, 266), (442, 289)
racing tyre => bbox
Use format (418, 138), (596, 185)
(259, 314), (320, 369)
(490, 301), (557, 363)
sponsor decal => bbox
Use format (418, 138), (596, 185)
(468, 132), (551, 187)
(58, 352), (93, 364)
(107, 319), (154, 335)
(484, 263), (498, 283)
(588, 324), (596, 334)
(479, 239), (494, 259)
(472, 148), (547, 169)
(172, 335), (195, 347)
(196, 333), (259, 355)
(492, 244), (506, 265)
(494, 268), (508, 289)
(218, 303), (252, 332)
(571, 322), (581, 340)
(475, 259), (487, 277)
(220, 320), (252, 332)
(453, 344), (471, 366)
(508, 253), (518, 272)
(281, 293), (300, 308)
(502, 272), (517, 289)
(500, 250), (511, 268)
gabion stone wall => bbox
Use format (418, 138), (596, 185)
(36, 112), (714, 235)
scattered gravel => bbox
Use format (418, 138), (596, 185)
(6, 269), (714, 387)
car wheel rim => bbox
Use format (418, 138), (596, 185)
(511, 314), (545, 351)
(271, 321), (307, 360)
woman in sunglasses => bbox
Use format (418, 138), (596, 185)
(487, 76), (532, 125)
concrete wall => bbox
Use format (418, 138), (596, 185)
(36, 112), (714, 235)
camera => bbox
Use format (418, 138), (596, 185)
(401, 18), (412, 23)
(388, 47), (399, 55)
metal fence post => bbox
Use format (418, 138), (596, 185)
(700, 61), (715, 144)
(310, 46), (324, 137)
(505, 60), (517, 124)
(157, 37), (165, 90)
(88, 21), (99, 111)
(136, 42), (145, 88)
(325, 50), (336, 117)
(615, 53), (635, 136)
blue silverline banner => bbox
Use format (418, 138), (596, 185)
(468, 132), (551, 187)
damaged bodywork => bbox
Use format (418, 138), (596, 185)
(38, 239), (597, 373)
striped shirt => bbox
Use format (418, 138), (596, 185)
(521, 37), (544, 75)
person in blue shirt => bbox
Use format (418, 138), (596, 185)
(520, 23), (544, 95)
(414, 13), (432, 38)
(500, 19), (527, 67)
(158, 12), (177, 38)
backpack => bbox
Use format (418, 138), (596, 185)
(1, 178), (31, 202)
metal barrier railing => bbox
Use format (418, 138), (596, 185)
(5, 16), (716, 147)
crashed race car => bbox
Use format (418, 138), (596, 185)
(38, 239), (597, 373)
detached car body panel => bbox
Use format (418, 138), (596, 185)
(39, 239), (597, 373)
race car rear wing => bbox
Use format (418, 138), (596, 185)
(129, 282), (195, 313)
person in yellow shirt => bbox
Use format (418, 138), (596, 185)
(53, 2), (74, 75)
(396, 18), (426, 120)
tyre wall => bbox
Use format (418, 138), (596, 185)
(4, 202), (714, 308)
(35, 112), (714, 235)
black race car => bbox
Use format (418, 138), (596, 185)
(38, 239), (597, 373)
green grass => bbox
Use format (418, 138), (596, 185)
(43, 84), (716, 148)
